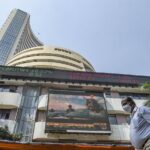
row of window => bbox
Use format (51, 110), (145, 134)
(36, 110), (130, 125)
(14, 46), (44, 58)
(105, 92), (149, 100)
(8, 52), (82, 65)
(108, 114), (130, 125)
(14, 23), (42, 54)
(0, 109), (10, 119)
(0, 11), (26, 64)
(0, 108), (130, 126)
(11, 58), (83, 69)
(0, 86), (17, 92)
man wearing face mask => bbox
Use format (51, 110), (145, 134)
(121, 97), (150, 150)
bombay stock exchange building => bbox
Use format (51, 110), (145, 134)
(0, 9), (43, 65)
(0, 9), (150, 149)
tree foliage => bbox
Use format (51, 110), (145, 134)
(0, 126), (22, 141)
(142, 82), (150, 107)
(143, 82), (150, 90)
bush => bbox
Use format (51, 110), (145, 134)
(142, 82), (150, 107)
(0, 126), (22, 141)
(11, 133), (22, 141)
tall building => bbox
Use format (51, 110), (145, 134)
(0, 9), (43, 65)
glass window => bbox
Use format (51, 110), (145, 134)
(0, 109), (10, 119)
(105, 92), (111, 98)
(119, 93), (149, 100)
(116, 115), (129, 125)
(108, 115), (117, 125)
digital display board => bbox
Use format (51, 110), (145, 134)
(45, 90), (111, 134)
(0, 65), (150, 85)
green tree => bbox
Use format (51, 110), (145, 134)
(0, 126), (22, 141)
(142, 82), (150, 106)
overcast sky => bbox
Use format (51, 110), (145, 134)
(0, 0), (150, 76)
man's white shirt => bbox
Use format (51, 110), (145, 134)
(130, 106), (150, 149)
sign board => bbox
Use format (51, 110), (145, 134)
(0, 65), (149, 85)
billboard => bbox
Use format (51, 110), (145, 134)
(45, 90), (111, 134)
(0, 65), (150, 85)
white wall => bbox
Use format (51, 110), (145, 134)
(0, 92), (22, 109)
(106, 97), (147, 112)
(0, 119), (16, 133)
(33, 122), (130, 142)
(38, 95), (48, 110)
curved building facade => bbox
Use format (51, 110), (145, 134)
(0, 9), (43, 65)
(7, 46), (95, 72)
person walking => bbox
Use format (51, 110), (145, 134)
(121, 97), (150, 150)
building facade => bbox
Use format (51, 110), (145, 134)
(0, 9), (43, 65)
(0, 65), (149, 144)
(6, 46), (95, 72)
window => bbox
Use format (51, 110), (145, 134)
(36, 110), (46, 122)
(105, 92), (111, 98)
(0, 109), (10, 119)
(119, 93), (149, 100)
(116, 115), (130, 125)
(108, 115), (117, 125)
(0, 86), (17, 92)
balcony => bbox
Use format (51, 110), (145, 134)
(33, 122), (130, 142)
(0, 119), (16, 133)
(0, 92), (22, 109)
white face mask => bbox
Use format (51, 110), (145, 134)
(122, 104), (132, 113)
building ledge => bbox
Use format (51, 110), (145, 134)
(0, 141), (134, 150)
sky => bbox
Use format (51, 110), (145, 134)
(0, 0), (150, 76)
